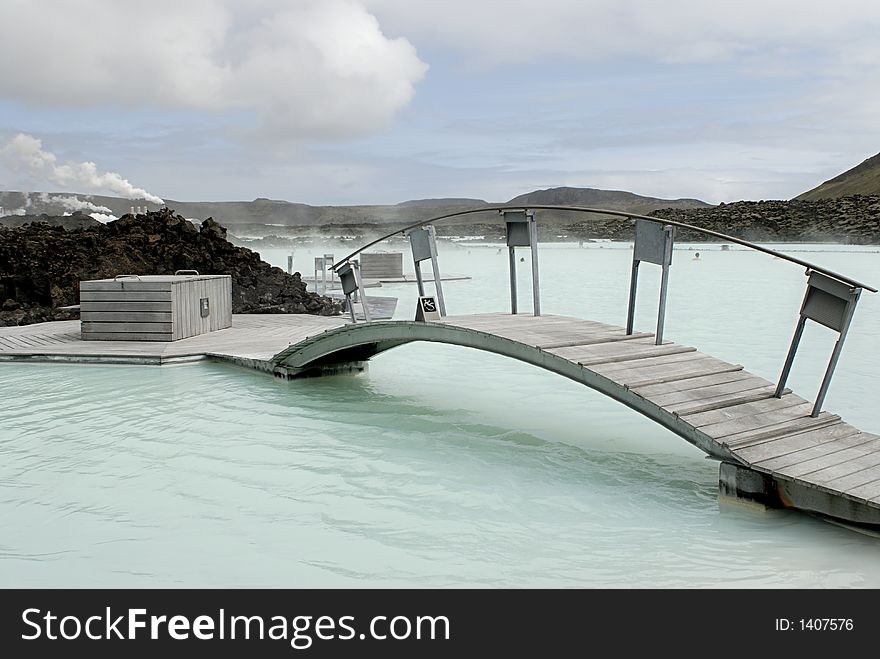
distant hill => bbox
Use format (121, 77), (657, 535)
(508, 186), (709, 215)
(397, 198), (487, 207)
(1, 186), (709, 230)
(796, 152), (880, 200)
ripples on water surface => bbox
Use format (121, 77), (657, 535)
(1, 243), (879, 587)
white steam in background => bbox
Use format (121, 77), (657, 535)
(0, 134), (164, 204)
(89, 212), (119, 223)
(37, 192), (112, 214)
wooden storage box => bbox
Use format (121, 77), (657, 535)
(80, 274), (232, 341)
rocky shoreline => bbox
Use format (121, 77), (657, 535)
(458, 194), (880, 244)
(0, 208), (342, 327)
(648, 195), (880, 244)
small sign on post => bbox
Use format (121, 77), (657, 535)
(415, 295), (441, 322)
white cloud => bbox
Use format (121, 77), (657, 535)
(0, 0), (427, 140)
(364, 0), (880, 65)
(1, 134), (165, 203)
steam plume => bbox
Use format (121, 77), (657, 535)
(1, 133), (164, 204)
(38, 192), (113, 214)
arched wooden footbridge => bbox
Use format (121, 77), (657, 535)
(281, 204), (877, 528)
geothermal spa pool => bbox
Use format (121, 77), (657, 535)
(2, 242), (879, 587)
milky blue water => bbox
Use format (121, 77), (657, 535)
(2, 241), (879, 587)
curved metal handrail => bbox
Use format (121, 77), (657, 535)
(331, 204), (876, 292)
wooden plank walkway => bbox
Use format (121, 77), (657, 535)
(2, 311), (879, 524)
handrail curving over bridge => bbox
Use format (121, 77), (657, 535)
(330, 204), (877, 292)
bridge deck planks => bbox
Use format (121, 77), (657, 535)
(679, 393), (809, 427)
(844, 480), (880, 502)
(2, 310), (878, 518)
(665, 385), (784, 417)
(644, 376), (775, 406)
(799, 450), (880, 489)
(731, 423), (863, 462)
(754, 433), (880, 475)
(547, 338), (696, 366)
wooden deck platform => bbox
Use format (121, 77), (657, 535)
(2, 311), (879, 526)
(0, 314), (346, 370)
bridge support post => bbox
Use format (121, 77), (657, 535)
(626, 220), (674, 344)
(719, 462), (782, 509)
(775, 271), (861, 416)
(407, 225), (446, 317)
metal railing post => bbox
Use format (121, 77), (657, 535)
(428, 225), (446, 316)
(508, 247), (518, 314)
(529, 214), (541, 316)
(775, 270), (862, 416)
(811, 287), (860, 416)
(503, 209), (534, 316)
(337, 260), (371, 323)
(352, 260), (371, 323)
(655, 226), (674, 345)
(626, 260), (640, 335)
(408, 225), (446, 317)
(775, 316), (807, 398)
(413, 260), (426, 297)
(628, 220), (674, 343)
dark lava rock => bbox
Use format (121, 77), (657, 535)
(649, 195), (880, 244)
(0, 207), (342, 326)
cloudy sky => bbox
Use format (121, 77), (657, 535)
(1, 0), (879, 205)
